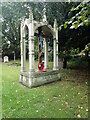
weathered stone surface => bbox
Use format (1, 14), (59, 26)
(20, 8), (60, 88)
(19, 70), (61, 88)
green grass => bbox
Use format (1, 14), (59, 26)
(0, 62), (2, 120)
(2, 60), (88, 118)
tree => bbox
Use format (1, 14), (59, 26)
(2, 2), (76, 59)
(58, 0), (90, 52)
(58, 0), (90, 68)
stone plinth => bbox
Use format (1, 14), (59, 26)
(19, 70), (61, 88)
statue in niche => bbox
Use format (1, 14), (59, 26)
(38, 27), (44, 71)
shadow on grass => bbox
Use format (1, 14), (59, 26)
(61, 58), (90, 86)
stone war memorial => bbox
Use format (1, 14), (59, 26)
(19, 7), (61, 88)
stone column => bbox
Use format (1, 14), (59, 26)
(44, 38), (48, 69)
(20, 23), (26, 72)
(53, 19), (57, 70)
(23, 32), (26, 71)
(53, 19), (58, 70)
(56, 28), (59, 70)
(28, 21), (35, 73)
(53, 37), (56, 70)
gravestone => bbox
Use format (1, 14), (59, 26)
(4, 56), (9, 63)
(0, 53), (2, 62)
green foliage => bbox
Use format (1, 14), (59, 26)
(85, 43), (90, 51)
(80, 4), (83, 8)
(59, 1), (90, 30)
(70, 48), (80, 56)
(69, 57), (88, 68)
(1, 2), (89, 60)
(74, 20), (80, 29)
(71, 17), (74, 22)
(71, 7), (74, 12)
(76, 6), (79, 11)
(64, 21), (68, 29)
(78, 43), (90, 57)
(48, 52), (53, 61)
(58, 1), (90, 57)
(81, 14), (86, 22)
(1, 2), (76, 58)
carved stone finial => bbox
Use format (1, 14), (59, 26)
(22, 17), (24, 22)
(21, 17), (25, 26)
(54, 19), (57, 28)
(42, 7), (47, 23)
(29, 7), (33, 22)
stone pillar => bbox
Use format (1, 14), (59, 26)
(56, 27), (59, 70)
(53, 19), (56, 70)
(44, 38), (48, 69)
(28, 19), (34, 73)
(23, 32), (26, 71)
(53, 37), (56, 70)
(20, 22), (26, 72)
(53, 19), (58, 70)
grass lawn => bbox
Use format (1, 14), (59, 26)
(2, 60), (89, 118)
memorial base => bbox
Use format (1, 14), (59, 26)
(19, 70), (61, 88)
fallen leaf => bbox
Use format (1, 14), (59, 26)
(65, 102), (68, 105)
(77, 114), (81, 118)
(53, 97), (57, 99)
(78, 105), (80, 109)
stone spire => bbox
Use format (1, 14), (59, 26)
(29, 7), (33, 22)
(42, 6), (47, 23)
(54, 19), (57, 29)
(21, 17), (25, 27)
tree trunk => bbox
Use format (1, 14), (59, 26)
(85, 51), (88, 58)
(63, 57), (67, 69)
